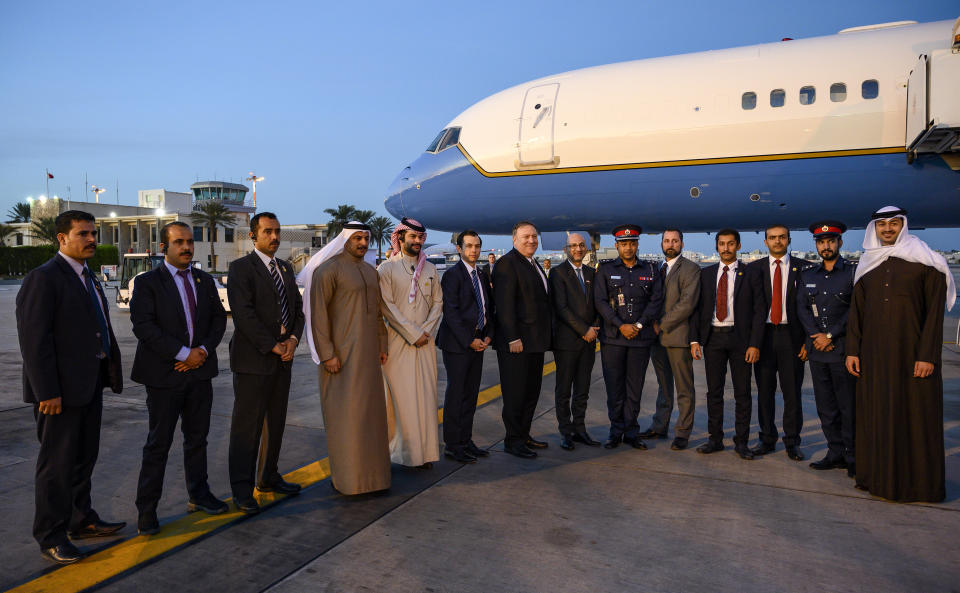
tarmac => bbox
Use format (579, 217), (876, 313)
(0, 281), (958, 593)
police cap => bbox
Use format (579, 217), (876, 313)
(612, 224), (642, 241)
(808, 220), (847, 239)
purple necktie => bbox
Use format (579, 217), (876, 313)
(177, 269), (197, 342)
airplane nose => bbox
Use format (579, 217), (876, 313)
(385, 165), (412, 219)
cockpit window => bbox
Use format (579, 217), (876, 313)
(426, 129), (447, 153)
(425, 127), (462, 153)
(438, 127), (461, 151)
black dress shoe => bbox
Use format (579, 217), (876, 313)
(466, 442), (490, 457)
(41, 542), (84, 564)
(525, 437), (548, 449)
(735, 445), (755, 460)
(670, 437), (688, 451)
(637, 429), (667, 440)
(234, 496), (260, 514)
(187, 492), (229, 514)
(603, 435), (622, 449)
(559, 436), (575, 450)
(444, 447), (477, 463)
(505, 444), (537, 459)
(786, 446), (805, 461)
(572, 432), (601, 446)
(809, 457), (847, 471)
(257, 478), (302, 495)
(137, 511), (160, 536)
(68, 519), (126, 539)
(750, 443), (776, 456)
(623, 437), (648, 450)
(696, 441), (724, 454)
(846, 462), (856, 478)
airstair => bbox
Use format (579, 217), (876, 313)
(905, 17), (960, 169)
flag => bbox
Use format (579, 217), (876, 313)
(47, 172), (54, 179)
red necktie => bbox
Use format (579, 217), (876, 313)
(716, 265), (729, 322)
(771, 259), (782, 325)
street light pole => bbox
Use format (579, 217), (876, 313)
(91, 185), (105, 203)
(246, 172), (264, 208)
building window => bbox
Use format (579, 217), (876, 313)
(862, 79), (879, 99)
(225, 227), (234, 243)
(150, 225), (157, 243)
(193, 226), (204, 242)
(131, 226), (138, 243)
(741, 92), (757, 110)
(312, 236), (324, 248)
(16, 233), (23, 246)
(207, 254), (215, 270)
(830, 83), (847, 102)
(112, 226), (119, 244)
(799, 86), (816, 105)
(770, 89), (785, 108)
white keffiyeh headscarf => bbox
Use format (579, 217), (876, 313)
(296, 221), (373, 364)
(855, 206), (955, 311)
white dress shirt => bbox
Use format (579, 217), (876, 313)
(255, 248), (284, 289)
(664, 255), (680, 276)
(527, 256), (548, 292)
(462, 260), (486, 325)
(712, 260), (737, 328)
(58, 251), (108, 322)
(765, 254), (790, 324)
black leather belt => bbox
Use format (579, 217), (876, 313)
(712, 326), (735, 333)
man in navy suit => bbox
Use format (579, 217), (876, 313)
(549, 233), (601, 450)
(690, 229), (765, 460)
(492, 221), (552, 459)
(130, 221), (228, 535)
(438, 230), (495, 463)
(748, 224), (812, 461)
(16, 210), (125, 564)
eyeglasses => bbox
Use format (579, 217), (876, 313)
(566, 243), (587, 249)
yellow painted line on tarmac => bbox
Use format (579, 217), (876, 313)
(14, 358), (562, 593)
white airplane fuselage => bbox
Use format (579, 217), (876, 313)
(386, 18), (960, 235)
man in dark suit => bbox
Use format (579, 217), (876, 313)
(748, 224), (811, 461)
(438, 230), (495, 464)
(130, 222), (228, 535)
(690, 229), (765, 460)
(492, 221), (551, 459)
(227, 212), (305, 514)
(550, 232), (601, 450)
(16, 210), (125, 564)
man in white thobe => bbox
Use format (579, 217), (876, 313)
(378, 218), (443, 468)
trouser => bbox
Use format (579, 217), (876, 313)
(703, 329), (752, 446)
(600, 343), (650, 440)
(755, 324), (805, 447)
(441, 349), (484, 450)
(229, 368), (292, 498)
(553, 343), (596, 437)
(33, 388), (103, 548)
(136, 379), (214, 515)
(810, 360), (856, 464)
(496, 350), (544, 448)
(648, 342), (696, 438)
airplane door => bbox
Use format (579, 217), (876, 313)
(906, 55), (928, 150)
(518, 83), (559, 166)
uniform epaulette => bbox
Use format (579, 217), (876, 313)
(599, 258), (616, 265)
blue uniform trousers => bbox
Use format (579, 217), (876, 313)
(809, 360), (856, 464)
(600, 343), (650, 440)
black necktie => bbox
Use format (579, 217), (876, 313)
(269, 259), (291, 332)
(83, 267), (111, 356)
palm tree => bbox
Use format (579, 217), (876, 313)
(7, 201), (31, 223)
(189, 202), (236, 271)
(368, 216), (395, 260)
(323, 204), (358, 236)
(29, 216), (59, 245)
(353, 209), (375, 224)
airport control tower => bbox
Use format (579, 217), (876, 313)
(189, 181), (257, 214)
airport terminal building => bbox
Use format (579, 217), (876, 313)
(5, 181), (329, 273)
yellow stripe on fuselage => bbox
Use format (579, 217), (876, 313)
(455, 144), (906, 178)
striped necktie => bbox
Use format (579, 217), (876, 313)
(471, 269), (485, 330)
(269, 259), (291, 332)
(82, 267), (111, 356)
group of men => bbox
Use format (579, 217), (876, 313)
(17, 205), (953, 566)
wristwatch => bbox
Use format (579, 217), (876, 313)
(826, 332), (833, 340)
(634, 322), (643, 330)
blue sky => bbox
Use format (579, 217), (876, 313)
(2, 0), (957, 254)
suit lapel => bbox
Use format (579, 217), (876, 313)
(159, 265), (189, 332)
(732, 261), (745, 302)
(54, 255), (97, 319)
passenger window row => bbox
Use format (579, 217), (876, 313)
(740, 80), (879, 110)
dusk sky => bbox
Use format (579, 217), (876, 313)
(2, 0), (958, 254)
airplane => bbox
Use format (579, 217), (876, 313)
(385, 17), (960, 247)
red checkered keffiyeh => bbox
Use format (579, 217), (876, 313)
(390, 218), (427, 303)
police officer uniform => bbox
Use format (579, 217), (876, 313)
(796, 221), (856, 475)
(594, 224), (664, 449)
